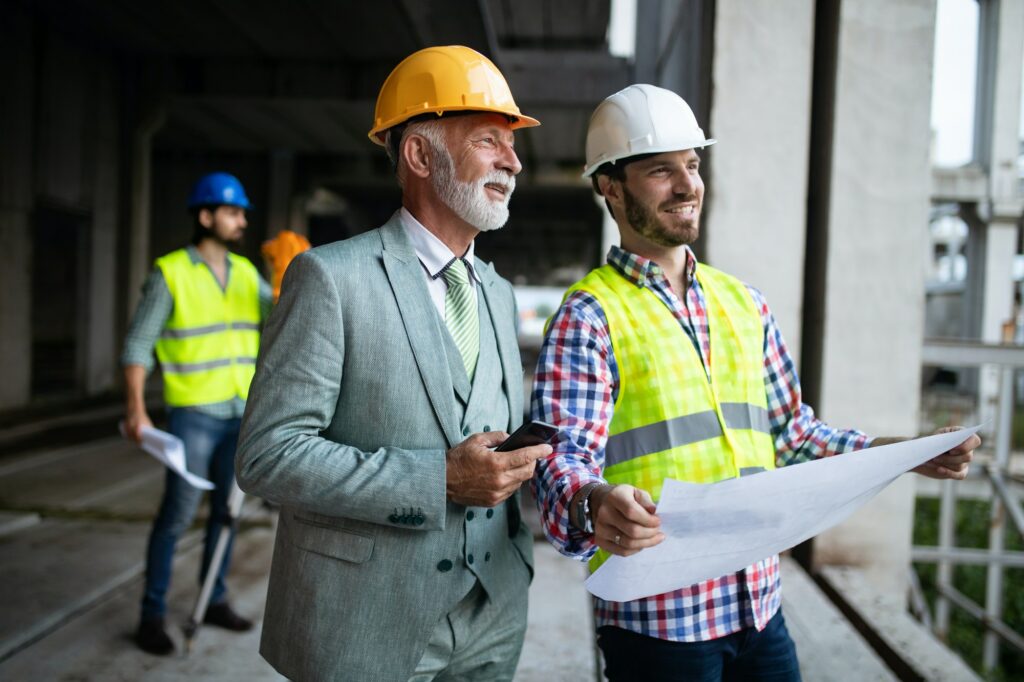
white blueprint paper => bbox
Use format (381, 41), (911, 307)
(585, 426), (981, 602)
(119, 422), (215, 490)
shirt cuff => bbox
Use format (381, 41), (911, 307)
(558, 473), (606, 558)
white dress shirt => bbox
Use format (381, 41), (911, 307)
(400, 207), (480, 317)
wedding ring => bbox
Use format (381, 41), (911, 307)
(613, 534), (621, 545)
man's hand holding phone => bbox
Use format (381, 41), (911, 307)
(445, 421), (559, 507)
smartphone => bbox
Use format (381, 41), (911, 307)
(494, 419), (560, 452)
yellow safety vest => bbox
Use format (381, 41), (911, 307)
(154, 248), (261, 407)
(567, 263), (777, 572)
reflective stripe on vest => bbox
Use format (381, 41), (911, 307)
(154, 248), (261, 407)
(566, 263), (777, 573)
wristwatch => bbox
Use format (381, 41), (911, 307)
(572, 482), (603, 534)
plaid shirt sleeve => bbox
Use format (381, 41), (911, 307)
(120, 269), (173, 372)
(750, 285), (872, 464)
(530, 290), (614, 560)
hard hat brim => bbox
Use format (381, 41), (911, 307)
(581, 138), (717, 178)
(368, 108), (541, 145)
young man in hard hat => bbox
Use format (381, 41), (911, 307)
(122, 172), (272, 655)
(530, 84), (980, 680)
(236, 46), (549, 681)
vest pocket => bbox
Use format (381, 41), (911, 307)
(289, 511), (375, 564)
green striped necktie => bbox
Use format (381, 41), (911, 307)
(442, 258), (479, 379)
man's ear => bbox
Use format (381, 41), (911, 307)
(597, 175), (623, 206)
(198, 207), (215, 228)
(402, 133), (433, 180)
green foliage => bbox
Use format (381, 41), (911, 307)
(913, 498), (1024, 680)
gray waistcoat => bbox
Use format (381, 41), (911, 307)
(438, 288), (523, 600)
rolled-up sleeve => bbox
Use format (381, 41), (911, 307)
(120, 270), (173, 372)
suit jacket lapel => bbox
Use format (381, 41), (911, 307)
(380, 215), (462, 448)
(475, 258), (522, 427)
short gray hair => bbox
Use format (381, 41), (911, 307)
(384, 118), (448, 187)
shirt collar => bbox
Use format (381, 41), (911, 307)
(400, 207), (480, 284)
(606, 244), (697, 289)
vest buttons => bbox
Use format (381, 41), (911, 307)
(467, 554), (475, 565)
(437, 559), (453, 572)
(466, 510), (475, 521)
(486, 509), (494, 519)
(485, 552), (491, 562)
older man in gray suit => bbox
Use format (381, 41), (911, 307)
(236, 46), (548, 681)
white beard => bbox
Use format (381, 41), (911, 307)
(431, 149), (515, 232)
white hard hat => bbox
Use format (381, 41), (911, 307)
(582, 84), (716, 178)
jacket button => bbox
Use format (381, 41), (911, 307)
(467, 554), (475, 565)
(485, 552), (491, 562)
(414, 514), (425, 526)
(463, 425), (471, 436)
(388, 514), (399, 524)
(486, 509), (494, 519)
(437, 559), (453, 572)
(483, 425), (491, 432)
(466, 510), (475, 521)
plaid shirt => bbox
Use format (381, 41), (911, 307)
(530, 245), (871, 642)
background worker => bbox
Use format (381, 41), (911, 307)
(236, 46), (548, 681)
(261, 229), (311, 302)
(531, 84), (980, 681)
(122, 172), (272, 655)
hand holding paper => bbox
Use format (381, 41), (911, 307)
(119, 421), (215, 491)
(585, 425), (981, 602)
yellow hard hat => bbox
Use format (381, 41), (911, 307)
(368, 45), (540, 145)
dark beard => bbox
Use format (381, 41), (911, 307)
(623, 185), (698, 247)
(200, 228), (242, 248)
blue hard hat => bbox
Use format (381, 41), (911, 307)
(187, 172), (251, 209)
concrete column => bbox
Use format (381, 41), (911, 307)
(974, 0), (1024, 435)
(0, 5), (34, 410)
(85, 64), (120, 395)
(973, 0), (1024, 668)
(707, 0), (816, 361)
(809, 0), (937, 604)
(126, 107), (165, 314)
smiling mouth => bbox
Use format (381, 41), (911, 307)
(665, 205), (697, 216)
(484, 183), (510, 197)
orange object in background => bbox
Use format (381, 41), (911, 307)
(261, 230), (311, 302)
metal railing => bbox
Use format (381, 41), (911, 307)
(910, 339), (1024, 672)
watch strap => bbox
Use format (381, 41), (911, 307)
(573, 481), (603, 533)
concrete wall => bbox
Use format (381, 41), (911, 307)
(707, 0), (816, 362)
(0, 7), (124, 408)
(0, 5), (36, 410)
(811, 0), (937, 601)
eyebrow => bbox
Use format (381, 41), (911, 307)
(471, 126), (514, 146)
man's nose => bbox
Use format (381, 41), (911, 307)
(498, 142), (522, 176)
(673, 171), (699, 196)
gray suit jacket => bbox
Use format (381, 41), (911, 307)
(235, 212), (532, 681)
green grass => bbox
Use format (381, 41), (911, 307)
(914, 498), (1024, 681)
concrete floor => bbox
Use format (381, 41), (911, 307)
(0, 430), (956, 681)
(0, 434), (597, 681)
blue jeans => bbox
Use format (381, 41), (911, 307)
(597, 609), (802, 681)
(141, 408), (241, 620)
